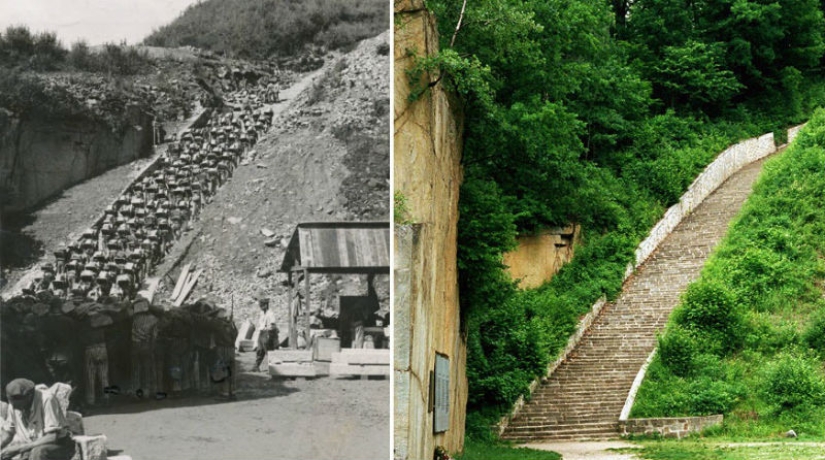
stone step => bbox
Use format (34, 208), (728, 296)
(515, 411), (624, 422)
(501, 158), (770, 441)
(502, 422), (620, 442)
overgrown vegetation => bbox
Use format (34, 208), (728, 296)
(144, 0), (389, 60)
(631, 111), (825, 438)
(418, 0), (825, 441)
(0, 25), (152, 75)
(0, 25), (156, 130)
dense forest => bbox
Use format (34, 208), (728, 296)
(144, 0), (388, 59)
(417, 0), (825, 438)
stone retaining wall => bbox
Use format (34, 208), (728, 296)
(633, 132), (776, 270)
(620, 415), (724, 439)
(787, 123), (806, 145)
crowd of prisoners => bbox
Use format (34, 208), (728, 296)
(22, 101), (275, 303)
(1, 83), (280, 405)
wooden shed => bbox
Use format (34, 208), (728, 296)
(278, 222), (390, 348)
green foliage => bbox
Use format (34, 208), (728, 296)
(633, 355), (744, 417)
(672, 281), (745, 355)
(651, 40), (743, 110)
(143, 0), (388, 59)
(760, 354), (825, 410)
(626, 0), (824, 102)
(457, 438), (562, 460)
(634, 438), (825, 459)
(802, 306), (825, 357)
(420, 0), (825, 434)
(466, 292), (551, 407)
(393, 191), (413, 225)
(405, 48), (493, 108)
(657, 327), (698, 377)
(633, 112), (825, 434)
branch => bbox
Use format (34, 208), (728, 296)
(449, 0), (468, 48)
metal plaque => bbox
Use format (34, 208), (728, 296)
(433, 353), (450, 433)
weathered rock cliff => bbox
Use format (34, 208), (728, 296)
(394, 0), (467, 458)
(0, 105), (153, 212)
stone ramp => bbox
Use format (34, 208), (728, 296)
(501, 157), (770, 442)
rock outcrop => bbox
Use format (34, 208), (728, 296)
(394, 1), (468, 458)
(0, 105), (153, 213)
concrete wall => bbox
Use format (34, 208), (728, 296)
(0, 104), (154, 212)
(633, 132), (776, 270)
(787, 123), (806, 145)
(503, 225), (580, 289)
(394, 1), (468, 458)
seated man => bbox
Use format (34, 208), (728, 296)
(1, 379), (74, 460)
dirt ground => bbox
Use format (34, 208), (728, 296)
(84, 352), (390, 460)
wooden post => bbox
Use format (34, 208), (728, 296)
(171, 263), (191, 300)
(303, 268), (310, 349)
(288, 271), (295, 349)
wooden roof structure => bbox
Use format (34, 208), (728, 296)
(277, 222), (390, 348)
(279, 222), (390, 274)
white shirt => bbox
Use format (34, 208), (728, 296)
(257, 308), (277, 331)
(4, 388), (67, 445)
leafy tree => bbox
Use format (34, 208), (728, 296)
(651, 40), (743, 110)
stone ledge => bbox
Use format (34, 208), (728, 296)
(620, 414), (723, 439)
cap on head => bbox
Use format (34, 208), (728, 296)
(6, 378), (35, 400)
(257, 290), (269, 303)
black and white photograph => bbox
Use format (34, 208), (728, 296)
(0, 1), (390, 459)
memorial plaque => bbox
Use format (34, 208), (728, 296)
(434, 353), (450, 433)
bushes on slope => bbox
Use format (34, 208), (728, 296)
(632, 109), (825, 436)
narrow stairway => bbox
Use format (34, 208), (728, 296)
(501, 156), (772, 442)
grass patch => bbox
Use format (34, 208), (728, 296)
(456, 439), (562, 460)
(630, 440), (825, 460)
(631, 108), (825, 438)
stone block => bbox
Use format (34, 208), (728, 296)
(269, 362), (317, 378)
(269, 350), (312, 363)
(73, 434), (107, 460)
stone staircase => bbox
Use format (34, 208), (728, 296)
(501, 157), (770, 442)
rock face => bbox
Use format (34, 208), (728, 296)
(503, 225), (581, 289)
(394, 1), (467, 458)
(0, 105), (153, 212)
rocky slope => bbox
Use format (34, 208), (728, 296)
(155, 31), (390, 328)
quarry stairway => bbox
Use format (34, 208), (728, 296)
(501, 156), (771, 442)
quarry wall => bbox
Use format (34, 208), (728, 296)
(0, 105), (154, 212)
(394, 1), (468, 458)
